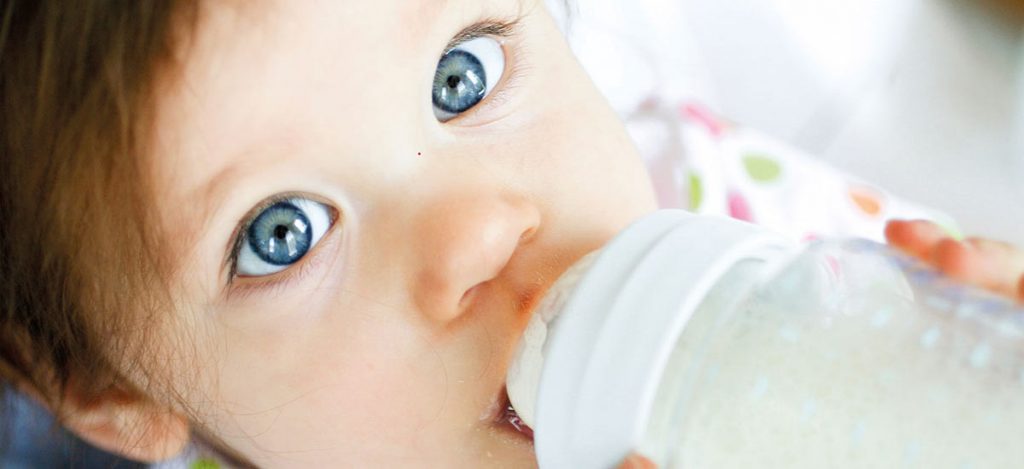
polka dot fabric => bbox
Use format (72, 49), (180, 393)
(625, 99), (957, 242)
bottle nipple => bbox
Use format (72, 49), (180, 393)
(507, 250), (602, 428)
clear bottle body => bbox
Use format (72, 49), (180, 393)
(649, 239), (1024, 468)
(514, 211), (1024, 468)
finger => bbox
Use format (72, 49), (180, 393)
(963, 238), (1024, 298)
(618, 453), (657, 469)
(931, 238), (1024, 299)
(885, 219), (948, 262)
(1017, 275), (1024, 303)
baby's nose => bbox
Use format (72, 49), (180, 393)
(410, 193), (540, 324)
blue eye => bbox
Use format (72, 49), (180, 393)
(433, 37), (506, 122)
(236, 198), (334, 277)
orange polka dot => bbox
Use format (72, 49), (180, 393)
(849, 186), (884, 217)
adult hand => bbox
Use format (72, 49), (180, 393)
(885, 219), (1024, 302)
(618, 453), (657, 469)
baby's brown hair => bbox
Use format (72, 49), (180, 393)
(0, 0), (197, 455)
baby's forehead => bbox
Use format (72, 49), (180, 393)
(170, 0), (535, 86)
(156, 0), (541, 143)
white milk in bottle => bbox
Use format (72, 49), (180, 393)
(507, 210), (1024, 468)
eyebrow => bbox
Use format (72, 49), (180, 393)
(443, 20), (522, 52)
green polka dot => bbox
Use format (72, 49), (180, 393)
(191, 459), (221, 469)
(688, 173), (704, 210)
(743, 154), (783, 183)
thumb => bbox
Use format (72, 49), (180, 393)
(618, 453), (658, 469)
(1017, 275), (1024, 303)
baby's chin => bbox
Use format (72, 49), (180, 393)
(473, 425), (536, 469)
(376, 416), (537, 468)
(464, 422), (538, 468)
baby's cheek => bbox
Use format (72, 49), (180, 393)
(205, 299), (483, 456)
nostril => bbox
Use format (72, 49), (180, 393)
(459, 283), (482, 309)
(412, 197), (540, 323)
(519, 227), (538, 244)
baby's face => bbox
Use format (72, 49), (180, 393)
(146, 0), (656, 465)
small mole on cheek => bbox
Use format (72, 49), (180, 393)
(417, 152), (422, 157)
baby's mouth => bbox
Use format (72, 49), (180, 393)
(489, 249), (605, 443)
(494, 250), (602, 444)
(496, 386), (534, 440)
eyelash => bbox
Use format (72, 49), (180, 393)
(226, 232), (337, 300)
(223, 193), (337, 286)
(440, 18), (527, 123)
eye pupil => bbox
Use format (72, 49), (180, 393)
(432, 50), (487, 115)
(247, 202), (313, 266)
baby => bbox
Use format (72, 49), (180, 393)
(0, 1), (1021, 467)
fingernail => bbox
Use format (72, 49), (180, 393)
(621, 454), (658, 469)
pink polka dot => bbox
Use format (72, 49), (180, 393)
(728, 191), (754, 222)
(680, 103), (724, 138)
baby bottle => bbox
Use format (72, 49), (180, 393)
(506, 210), (1024, 468)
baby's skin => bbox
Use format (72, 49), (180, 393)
(34, 1), (1019, 466)
(60, 1), (657, 466)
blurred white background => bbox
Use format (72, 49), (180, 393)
(561, 0), (1024, 243)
